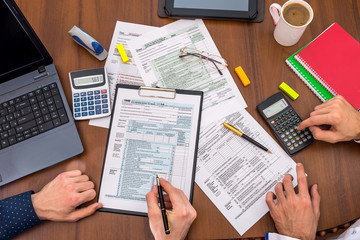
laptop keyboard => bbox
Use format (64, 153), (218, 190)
(0, 82), (69, 150)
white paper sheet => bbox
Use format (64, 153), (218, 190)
(98, 86), (201, 213)
(127, 19), (247, 126)
(89, 21), (158, 128)
(195, 109), (297, 235)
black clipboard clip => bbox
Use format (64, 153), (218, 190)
(138, 87), (176, 99)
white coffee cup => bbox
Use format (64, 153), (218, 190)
(270, 0), (313, 46)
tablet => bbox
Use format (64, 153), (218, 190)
(165, 0), (258, 20)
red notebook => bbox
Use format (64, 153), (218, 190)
(294, 23), (360, 110)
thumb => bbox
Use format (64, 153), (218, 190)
(310, 184), (321, 220)
(146, 185), (162, 219)
(67, 202), (102, 222)
(309, 126), (338, 143)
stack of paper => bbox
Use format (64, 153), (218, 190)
(91, 19), (297, 236)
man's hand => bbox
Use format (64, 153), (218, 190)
(31, 170), (102, 222)
(265, 163), (320, 240)
(146, 178), (197, 240)
(297, 95), (360, 143)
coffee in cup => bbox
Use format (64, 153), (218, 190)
(283, 3), (310, 26)
(269, 0), (314, 46)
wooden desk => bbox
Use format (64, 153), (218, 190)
(4, 0), (360, 239)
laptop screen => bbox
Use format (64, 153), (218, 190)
(0, 0), (52, 84)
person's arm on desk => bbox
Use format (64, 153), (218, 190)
(297, 96), (360, 143)
(0, 170), (102, 240)
(265, 163), (321, 240)
(146, 178), (197, 240)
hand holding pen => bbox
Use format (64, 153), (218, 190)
(146, 177), (197, 240)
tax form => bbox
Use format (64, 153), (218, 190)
(89, 21), (158, 128)
(127, 19), (247, 126)
(196, 109), (297, 235)
(98, 85), (202, 215)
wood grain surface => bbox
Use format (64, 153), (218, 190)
(3, 0), (360, 239)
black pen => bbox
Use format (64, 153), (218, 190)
(156, 175), (170, 234)
(223, 123), (272, 153)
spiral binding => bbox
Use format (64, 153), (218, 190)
(295, 55), (338, 96)
(285, 59), (326, 102)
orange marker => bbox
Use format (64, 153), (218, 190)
(235, 66), (250, 87)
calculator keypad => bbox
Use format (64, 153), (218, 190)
(270, 109), (314, 154)
(73, 89), (109, 119)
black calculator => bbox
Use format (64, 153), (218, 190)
(257, 92), (315, 155)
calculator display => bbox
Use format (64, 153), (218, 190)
(263, 99), (288, 118)
(74, 75), (103, 86)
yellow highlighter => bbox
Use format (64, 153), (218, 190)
(116, 43), (129, 63)
(235, 66), (250, 87)
(279, 82), (299, 100)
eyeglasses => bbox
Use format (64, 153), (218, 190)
(179, 47), (228, 75)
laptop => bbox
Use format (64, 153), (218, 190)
(0, 0), (83, 186)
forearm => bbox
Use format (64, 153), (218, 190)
(0, 191), (42, 240)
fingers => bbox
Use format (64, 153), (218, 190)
(159, 178), (185, 208)
(314, 95), (346, 110)
(77, 189), (97, 206)
(161, 194), (173, 209)
(146, 185), (162, 220)
(310, 184), (321, 219)
(297, 118), (311, 131)
(265, 191), (276, 211)
(296, 163), (309, 196)
(162, 193), (170, 203)
(309, 126), (338, 143)
(298, 115), (332, 130)
(146, 185), (160, 211)
(158, 179), (196, 220)
(274, 183), (285, 202)
(313, 99), (335, 110)
(309, 107), (331, 117)
(72, 174), (90, 183)
(67, 202), (102, 222)
(62, 170), (82, 177)
(75, 181), (95, 192)
(283, 174), (295, 197)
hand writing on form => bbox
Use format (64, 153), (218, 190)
(146, 178), (197, 240)
(31, 170), (103, 222)
(297, 95), (360, 143)
(265, 163), (320, 240)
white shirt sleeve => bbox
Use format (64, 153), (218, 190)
(266, 232), (300, 240)
(327, 219), (360, 240)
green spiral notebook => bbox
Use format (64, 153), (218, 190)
(286, 46), (334, 102)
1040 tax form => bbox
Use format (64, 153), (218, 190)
(98, 85), (203, 215)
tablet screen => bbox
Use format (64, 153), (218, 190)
(165, 0), (257, 20)
(174, 0), (249, 11)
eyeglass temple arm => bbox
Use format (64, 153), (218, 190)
(179, 52), (207, 59)
(184, 52), (225, 65)
(208, 59), (223, 75)
(180, 52), (224, 75)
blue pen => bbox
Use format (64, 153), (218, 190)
(68, 25), (108, 61)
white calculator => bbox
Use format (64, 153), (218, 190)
(69, 68), (111, 120)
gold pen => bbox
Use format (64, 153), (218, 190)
(223, 123), (272, 153)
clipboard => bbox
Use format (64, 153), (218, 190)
(97, 84), (203, 216)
